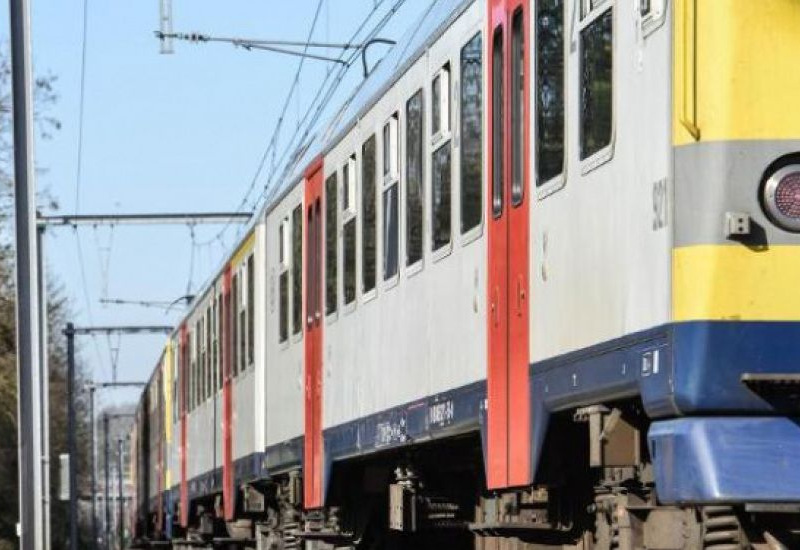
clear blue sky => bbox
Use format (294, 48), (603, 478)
(1, 0), (428, 408)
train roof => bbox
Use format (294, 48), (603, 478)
(164, 0), (474, 342)
(264, 0), (475, 215)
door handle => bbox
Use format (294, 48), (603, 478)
(516, 276), (526, 317)
(492, 286), (500, 327)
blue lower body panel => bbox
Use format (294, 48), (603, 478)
(649, 417), (800, 504)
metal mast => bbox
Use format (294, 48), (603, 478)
(9, 0), (43, 545)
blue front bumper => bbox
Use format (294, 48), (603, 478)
(649, 417), (800, 504)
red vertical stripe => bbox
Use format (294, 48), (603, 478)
(303, 158), (324, 509)
(486, 0), (531, 490)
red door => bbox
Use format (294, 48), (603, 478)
(304, 158), (325, 509)
(222, 267), (234, 520)
(486, 0), (531, 490)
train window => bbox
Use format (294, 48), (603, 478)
(432, 142), (452, 251)
(325, 173), (338, 315)
(292, 204), (303, 334)
(239, 266), (247, 373)
(580, 6), (613, 161)
(536, 0), (565, 187)
(383, 114), (399, 281)
(492, 27), (504, 218)
(203, 310), (209, 399)
(232, 272), (239, 377)
(460, 32), (483, 234)
(362, 135), (377, 293)
(383, 115), (399, 182)
(342, 158), (357, 305)
(215, 293), (222, 387)
(247, 255), (254, 367)
(172, 343), (178, 422)
(406, 89), (424, 267)
(201, 316), (208, 400)
(432, 64), (452, 252)
(511, 9), (525, 206)
(279, 218), (289, 343)
(211, 294), (218, 391)
(343, 215), (356, 306)
(432, 65), (450, 139)
(383, 181), (399, 280)
(190, 330), (197, 410)
(343, 155), (357, 215)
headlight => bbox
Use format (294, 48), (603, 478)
(763, 164), (800, 232)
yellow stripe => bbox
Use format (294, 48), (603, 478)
(673, 245), (800, 321)
(673, 0), (800, 145)
(231, 231), (255, 267)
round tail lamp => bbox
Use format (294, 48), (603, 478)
(763, 164), (800, 232)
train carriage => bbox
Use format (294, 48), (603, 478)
(131, 0), (800, 548)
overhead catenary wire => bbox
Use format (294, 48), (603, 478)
(72, 0), (108, 376)
(193, 0), (327, 247)
(260, 0), (410, 208)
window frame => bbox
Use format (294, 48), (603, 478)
(404, 88), (425, 277)
(430, 61), (454, 262)
(578, 0), (615, 175)
(246, 254), (255, 370)
(341, 156), (358, 313)
(640, 0), (667, 36)
(535, 0), (568, 199)
(291, 204), (304, 342)
(458, 29), (485, 245)
(324, 171), (339, 322)
(382, 113), (401, 290)
(278, 216), (290, 346)
(361, 134), (378, 302)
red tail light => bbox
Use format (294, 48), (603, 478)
(763, 164), (800, 232)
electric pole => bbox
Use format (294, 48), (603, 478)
(65, 325), (170, 550)
(9, 0), (43, 546)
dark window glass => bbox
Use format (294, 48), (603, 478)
(292, 205), (302, 334)
(343, 218), (356, 304)
(383, 183), (399, 279)
(206, 309), (212, 397)
(511, 9), (525, 205)
(580, 8), (613, 160)
(211, 297), (217, 392)
(383, 123), (391, 178)
(279, 272), (288, 342)
(492, 28), (504, 217)
(460, 32), (483, 233)
(314, 199), (321, 319)
(325, 173), (337, 315)
(432, 143), (452, 250)
(536, 0), (565, 185)
(231, 273), (239, 376)
(432, 74), (442, 136)
(196, 324), (202, 404)
(247, 255), (254, 366)
(406, 89), (424, 266)
(216, 295), (222, 387)
(307, 206), (314, 324)
(362, 135), (377, 292)
(343, 162), (352, 211)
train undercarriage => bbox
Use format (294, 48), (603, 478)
(139, 400), (800, 550)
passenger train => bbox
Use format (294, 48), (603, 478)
(130, 0), (800, 548)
